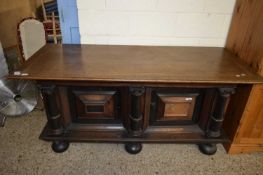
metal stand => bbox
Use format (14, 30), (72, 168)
(0, 114), (6, 127)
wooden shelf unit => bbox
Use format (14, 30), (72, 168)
(223, 0), (263, 154)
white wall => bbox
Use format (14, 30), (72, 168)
(77, 0), (236, 47)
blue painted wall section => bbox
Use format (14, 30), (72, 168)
(57, 0), (80, 44)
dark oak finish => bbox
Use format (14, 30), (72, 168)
(9, 44), (263, 84)
(128, 87), (145, 137)
(73, 90), (117, 119)
(152, 90), (199, 122)
(9, 44), (263, 155)
(160, 96), (196, 120)
(206, 88), (235, 138)
(38, 84), (63, 135)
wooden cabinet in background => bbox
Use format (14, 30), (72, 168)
(223, 0), (263, 154)
(224, 84), (263, 153)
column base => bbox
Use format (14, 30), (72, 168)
(51, 140), (69, 153)
(125, 143), (142, 154)
(198, 143), (217, 155)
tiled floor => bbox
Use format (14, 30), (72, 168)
(0, 111), (262, 175)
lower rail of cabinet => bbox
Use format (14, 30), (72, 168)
(39, 123), (229, 155)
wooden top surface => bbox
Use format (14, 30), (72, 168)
(9, 44), (263, 84)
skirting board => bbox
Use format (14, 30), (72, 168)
(224, 143), (263, 154)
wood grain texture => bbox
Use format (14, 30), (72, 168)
(74, 92), (116, 119)
(9, 44), (263, 84)
(66, 87), (123, 124)
(28, 44), (248, 153)
(150, 88), (207, 126)
(159, 96), (196, 120)
(224, 0), (263, 154)
(223, 85), (252, 141)
(226, 0), (263, 76)
(235, 84), (263, 144)
(225, 143), (263, 154)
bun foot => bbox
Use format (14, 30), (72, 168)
(51, 140), (69, 153)
(125, 143), (142, 154)
(198, 144), (217, 155)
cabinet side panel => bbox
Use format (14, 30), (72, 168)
(237, 84), (263, 144)
(227, 143), (263, 154)
(223, 85), (252, 141)
(225, 0), (263, 153)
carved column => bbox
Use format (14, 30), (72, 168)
(38, 84), (69, 153)
(199, 87), (235, 155)
(128, 87), (145, 137)
(207, 88), (235, 138)
(125, 87), (145, 154)
(39, 84), (63, 135)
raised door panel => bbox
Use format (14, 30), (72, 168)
(157, 96), (197, 121)
(68, 87), (122, 124)
(75, 91), (116, 119)
(150, 88), (203, 126)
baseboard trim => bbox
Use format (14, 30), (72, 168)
(224, 143), (263, 154)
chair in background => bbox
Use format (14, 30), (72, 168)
(40, 0), (59, 21)
(17, 18), (45, 110)
(40, 0), (62, 43)
(17, 18), (46, 63)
